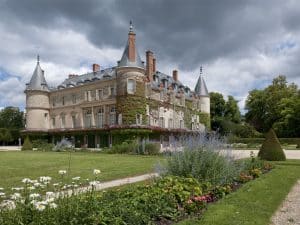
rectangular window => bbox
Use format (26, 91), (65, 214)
(72, 115), (76, 128)
(61, 115), (65, 128)
(97, 107), (104, 128)
(84, 109), (92, 128)
(127, 79), (136, 94)
(52, 98), (56, 107)
(72, 95), (76, 104)
(136, 114), (142, 125)
(168, 118), (173, 129)
(62, 96), (65, 106)
(97, 89), (103, 100)
(52, 117), (56, 128)
(110, 106), (116, 125)
(180, 120), (184, 129)
(159, 117), (165, 128)
(110, 87), (115, 96)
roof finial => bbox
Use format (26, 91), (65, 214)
(200, 66), (203, 75)
(129, 20), (133, 32)
(37, 54), (40, 64)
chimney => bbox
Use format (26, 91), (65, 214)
(153, 58), (156, 73)
(173, 70), (178, 82)
(68, 74), (78, 79)
(92, 64), (100, 73)
(128, 30), (136, 62)
(146, 50), (153, 82)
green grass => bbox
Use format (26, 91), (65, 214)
(177, 160), (300, 225)
(0, 151), (163, 190)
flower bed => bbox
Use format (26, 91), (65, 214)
(0, 159), (273, 225)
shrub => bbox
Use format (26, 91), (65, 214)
(21, 136), (32, 151)
(144, 142), (160, 155)
(258, 128), (286, 161)
(109, 141), (138, 154)
(166, 133), (241, 185)
(32, 139), (54, 151)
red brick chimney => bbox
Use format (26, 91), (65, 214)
(146, 50), (154, 82)
(92, 64), (100, 73)
(128, 30), (136, 62)
(173, 70), (178, 82)
(153, 58), (156, 73)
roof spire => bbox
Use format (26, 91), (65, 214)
(129, 20), (133, 33)
(200, 66), (203, 75)
(37, 54), (40, 64)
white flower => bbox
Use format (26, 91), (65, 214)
(0, 188), (4, 191)
(28, 186), (36, 191)
(58, 170), (67, 175)
(93, 169), (101, 175)
(39, 176), (52, 183)
(73, 184), (79, 188)
(22, 178), (32, 184)
(49, 202), (57, 209)
(34, 202), (46, 211)
(46, 197), (55, 203)
(46, 192), (55, 199)
(0, 200), (16, 210)
(30, 199), (37, 205)
(0, 192), (6, 198)
(29, 193), (40, 200)
(11, 193), (21, 200)
(11, 187), (24, 191)
(72, 176), (80, 181)
(33, 182), (41, 188)
(89, 181), (100, 187)
(53, 183), (60, 187)
(31, 180), (38, 183)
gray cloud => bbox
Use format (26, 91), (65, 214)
(0, 0), (299, 111)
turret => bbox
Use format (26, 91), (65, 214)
(25, 55), (50, 131)
(116, 21), (146, 125)
(195, 67), (210, 114)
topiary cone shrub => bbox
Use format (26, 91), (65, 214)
(22, 136), (33, 151)
(258, 128), (286, 161)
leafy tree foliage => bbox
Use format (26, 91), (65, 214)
(245, 75), (299, 137)
(210, 92), (226, 119)
(0, 106), (24, 129)
(0, 128), (13, 145)
(225, 95), (241, 123)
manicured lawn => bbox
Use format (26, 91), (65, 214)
(177, 160), (300, 225)
(0, 151), (163, 189)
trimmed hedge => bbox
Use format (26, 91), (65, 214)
(228, 137), (300, 145)
(258, 129), (286, 161)
(21, 136), (32, 151)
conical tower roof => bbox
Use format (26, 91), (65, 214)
(195, 67), (209, 96)
(26, 55), (49, 91)
(118, 21), (144, 68)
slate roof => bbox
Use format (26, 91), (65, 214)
(117, 39), (145, 68)
(194, 75), (209, 96)
(26, 60), (49, 91)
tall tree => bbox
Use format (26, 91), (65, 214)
(245, 75), (299, 137)
(0, 107), (24, 129)
(210, 92), (226, 119)
(224, 95), (241, 123)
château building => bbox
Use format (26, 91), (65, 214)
(24, 22), (210, 148)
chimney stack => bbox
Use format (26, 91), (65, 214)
(153, 58), (156, 73)
(173, 70), (178, 82)
(146, 50), (154, 82)
(92, 64), (100, 73)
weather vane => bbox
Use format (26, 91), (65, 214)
(200, 66), (203, 75)
(129, 20), (133, 32)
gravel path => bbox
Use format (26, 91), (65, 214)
(270, 180), (300, 225)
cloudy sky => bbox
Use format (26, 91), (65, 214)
(0, 0), (299, 113)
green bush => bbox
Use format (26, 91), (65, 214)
(258, 128), (286, 161)
(109, 141), (138, 154)
(21, 136), (32, 151)
(32, 139), (54, 151)
(144, 142), (160, 155)
(166, 147), (240, 185)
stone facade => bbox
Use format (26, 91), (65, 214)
(24, 23), (210, 147)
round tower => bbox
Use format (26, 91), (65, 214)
(116, 21), (146, 125)
(25, 56), (50, 131)
(195, 67), (210, 114)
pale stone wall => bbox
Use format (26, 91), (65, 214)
(199, 96), (210, 114)
(26, 108), (49, 130)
